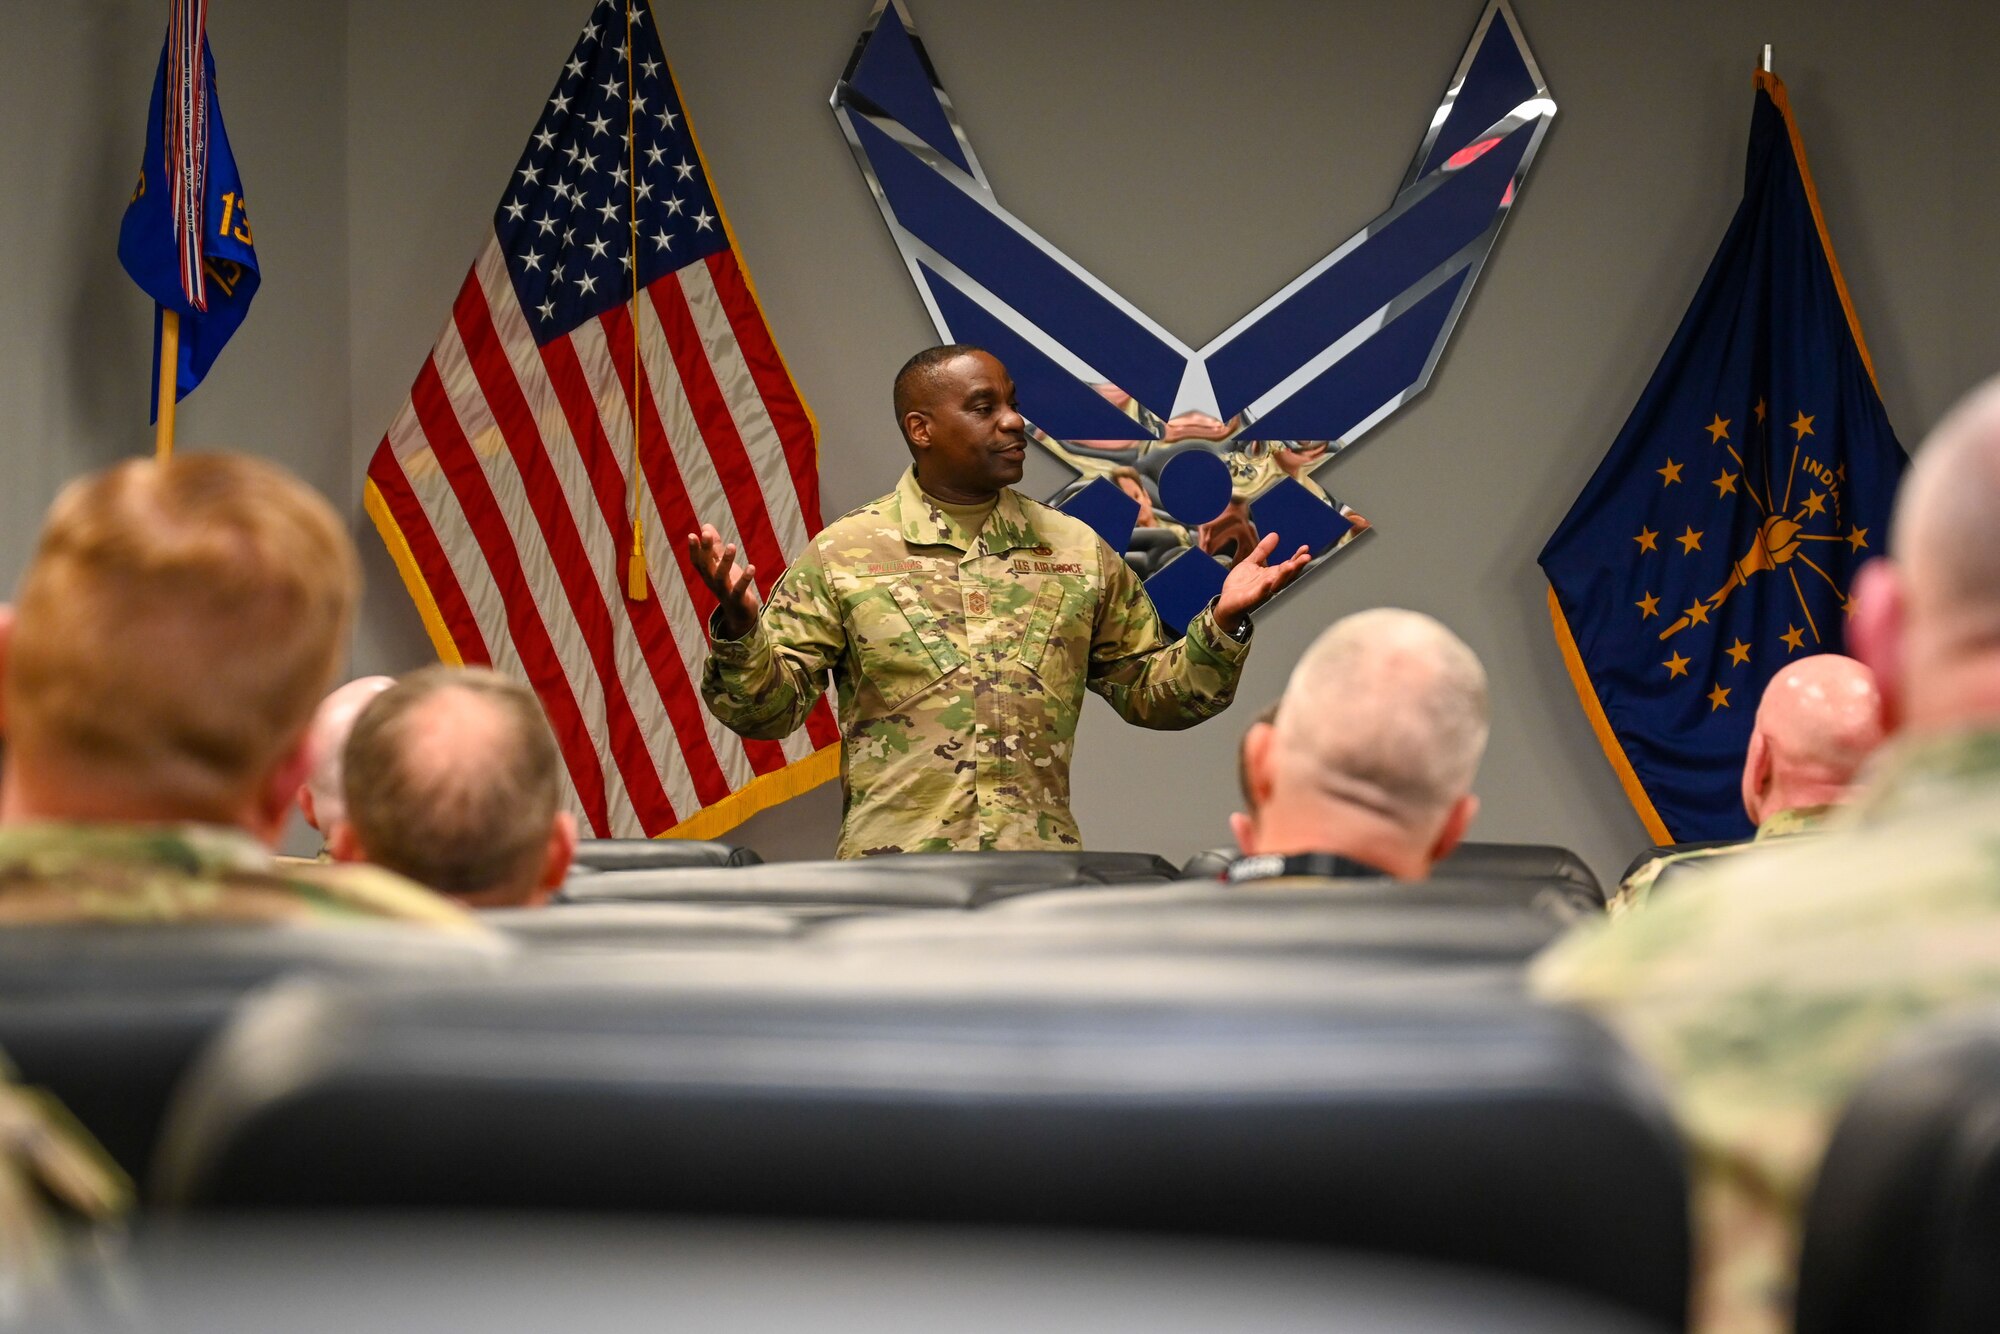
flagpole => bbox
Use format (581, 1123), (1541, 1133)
(624, 0), (649, 602)
(155, 307), (179, 460)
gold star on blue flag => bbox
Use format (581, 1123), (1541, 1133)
(1539, 70), (1906, 842)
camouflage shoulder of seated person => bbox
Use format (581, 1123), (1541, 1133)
(0, 822), (480, 930)
(1610, 805), (1837, 915)
(0, 1064), (131, 1294)
(702, 469), (1247, 857)
(1532, 727), (2000, 1334)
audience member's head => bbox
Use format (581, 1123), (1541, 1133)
(298, 676), (394, 836)
(0, 454), (358, 845)
(330, 666), (575, 908)
(1238, 609), (1489, 880)
(1741, 655), (1883, 825)
(1851, 375), (2000, 735)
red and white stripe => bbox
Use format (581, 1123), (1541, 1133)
(165, 0), (210, 310)
(368, 238), (839, 837)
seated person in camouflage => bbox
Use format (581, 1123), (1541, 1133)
(0, 1055), (129, 1298)
(331, 666), (576, 908)
(0, 454), (475, 930)
(692, 344), (1310, 858)
(1533, 374), (2000, 1334)
(1229, 609), (1488, 885)
(293, 674), (393, 856)
(1613, 654), (1884, 912)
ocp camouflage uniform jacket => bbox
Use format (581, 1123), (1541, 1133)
(0, 823), (484, 931)
(702, 467), (1250, 857)
(1532, 727), (2000, 1334)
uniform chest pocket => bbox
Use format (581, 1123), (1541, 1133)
(846, 578), (963, 711)
(1017, 580), (1079, 688)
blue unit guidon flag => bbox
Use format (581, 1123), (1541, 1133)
(1539, 71), (1906, 843)
(364, 0), (839, 840)
(118, 0), (259, 416)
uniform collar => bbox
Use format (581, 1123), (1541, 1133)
(1753, 804), (1835, 840)
(0, 822), (274, 878)
(893, 466), (1047, 556)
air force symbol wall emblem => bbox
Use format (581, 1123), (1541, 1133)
(831, 0), (1556, 630)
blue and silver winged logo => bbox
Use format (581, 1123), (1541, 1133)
(831, 1), (1555, 629)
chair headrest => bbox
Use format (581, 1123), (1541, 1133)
(570, 838), (762, 871)
(482, 902), (809, 950)
(0, 922), (512, 995)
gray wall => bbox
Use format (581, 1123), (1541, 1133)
(9, 1), (1998, 879)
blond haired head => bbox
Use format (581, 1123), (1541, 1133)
(2, 453), (359, 831)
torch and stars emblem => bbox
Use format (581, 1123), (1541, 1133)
(1638, 399), (1873, 711)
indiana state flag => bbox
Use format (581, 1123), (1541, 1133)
(118, 1), (259, 417)
(1539, 70), (1906, 843)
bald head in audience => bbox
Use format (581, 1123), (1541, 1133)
(1851, 375), (2000, 735)
(1237, 609), (1489, 880)
(1742, 655), (1883, 825)
(331, 667), (575, 908)
(0, 454), (357, 843)
(298, 675), (394, 838)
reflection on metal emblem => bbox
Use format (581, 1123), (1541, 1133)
(831, 0), (1555, 631)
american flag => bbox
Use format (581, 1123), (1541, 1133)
(365, 0), (840, 839)
(166, 0), (210, 308)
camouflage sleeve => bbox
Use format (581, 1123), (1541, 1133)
(0, 1065), (131, 1290)
(1086, 537), (1249, 730)
(700, 541), (846, 741)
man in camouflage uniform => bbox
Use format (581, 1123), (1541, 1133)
(1533, 374), (2000, 1334)
(694, 345), (1310, 858)
(0, 454), (479, 931)
(1612, 653), (1883, 912)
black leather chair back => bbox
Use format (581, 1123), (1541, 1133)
(559, 864), (977, 908)
(156, 966), (1688, 1325)
(993, 873), (1600, 921)
(842, 877), (1580, 967)
(863, 850), (1178, 884)
(1438, 842), (1603, 905)
(0, 925), (507, 1188)
(1180, 846), (1236, 879)
(559, 850), (1177, 909)
(87, 1216), (1674, 1334)
(1182, 842), (1604, 905)
(1796, 1007), (2000, 1334)
(483, 903), (812, 952)
(570, 838), (761, 871)
(1647, 855), (1728, 898)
